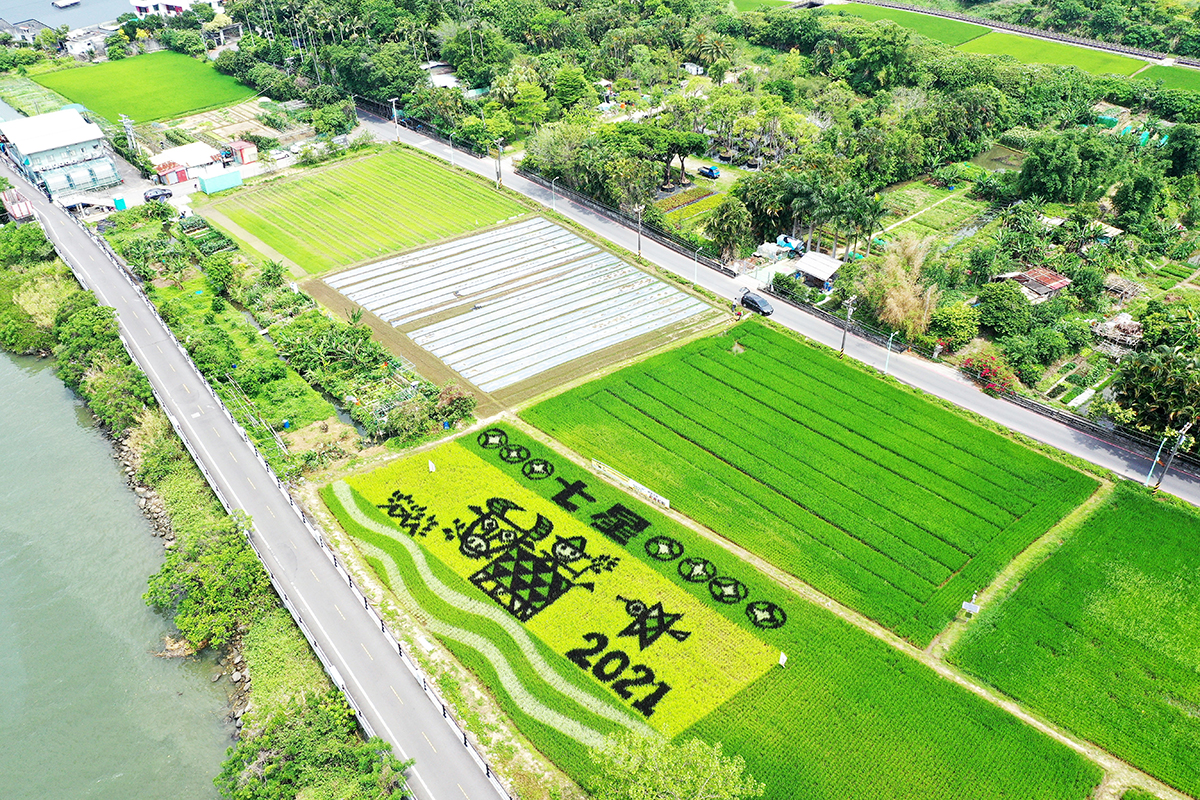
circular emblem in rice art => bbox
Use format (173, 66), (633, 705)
(678, 557), (717, 584)
(708, 576), (749, 604)
(477, 428), (508, 449)
(522, 458), (555, 480)
(499, 444), (531, 464)
(644, 535), (684, 562)
(745, 600), (787, 629)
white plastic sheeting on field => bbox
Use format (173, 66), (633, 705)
(325, 218), (713, 392)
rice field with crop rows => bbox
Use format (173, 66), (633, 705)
(950, 483), (1200, 797)
(523, 321), (1097, 645)
(956, 32), (1146, 76)
(321, 424), (1101, 798)
(208, 148), (525, 274)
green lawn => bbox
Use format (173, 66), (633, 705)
(522, 320), (1097, 646)
(1138, 64), (1200, 92)
(949, 483), (1200, 798)
(323, 425), (1102, 800)
(957, 32), (1146, 76)
(208, 148), (526, 274)
(830, 3), (988, 46)
(33, 52), (254, 123)
(731, 0), (791, 13)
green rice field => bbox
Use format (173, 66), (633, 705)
(1138, 64), (1200, 92)
(322, 425), (1102, 799)
(950, 483), (1200, 797)
(208, 149), (526, 274)
(957, 32), (1146, 76)
(830, 3), (988, 46)
(34, 52), (255, 123)
(522, 321), (1097, 645)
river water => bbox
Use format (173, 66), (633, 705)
(0, 353), (231, 799)
(0, 0), (132, 29)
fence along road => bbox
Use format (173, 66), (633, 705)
(0, 159), (510, 800)
(354, 111), (1200, 508)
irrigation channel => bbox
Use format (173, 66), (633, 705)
(0, 353), (231, 799)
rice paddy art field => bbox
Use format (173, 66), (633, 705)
(830, 3), (988, 46)
(321, 425), (1101, 799)
(208, 149), (525, 274)
(33, 52), (255, 123)
(950, 483), (1200, 797)
(956, 32), (1146, 76)
(523, 321), (1098, 645)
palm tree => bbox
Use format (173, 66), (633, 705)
(858, 194), (888, 257)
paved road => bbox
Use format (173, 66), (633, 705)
(1, 159), (504, 800)
(358, 113), (1200, 507)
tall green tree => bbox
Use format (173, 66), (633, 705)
(707, 196), (752, 262)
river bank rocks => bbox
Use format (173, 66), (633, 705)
(111, 435), (174, 546)
(215, 645), (255, 734)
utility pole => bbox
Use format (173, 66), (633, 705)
(1152, 421), (1194, 493)
(388, 98), (399, 142)
(551, 176), (559, 213)
(634, 204), (644, 258)
(448, 132), (454, 167)
(839, 294), (857, 358)
(493, 138), (503, 189)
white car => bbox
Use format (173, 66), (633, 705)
(269, 149), (293, 163)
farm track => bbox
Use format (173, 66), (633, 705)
(508, 416), (1190, 800)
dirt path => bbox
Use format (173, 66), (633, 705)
(926, 481), (1115, 660)
(506, 417), (1191, 800)
(882, 187), (970, 234)
(199, 206), (308, 279)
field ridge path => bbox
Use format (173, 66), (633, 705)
(505, 415), (1191, 800)
(198, 206), (306, 278)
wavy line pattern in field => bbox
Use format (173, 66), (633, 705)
(522, 320), (1097, 645)
(330, 481), (651, 745)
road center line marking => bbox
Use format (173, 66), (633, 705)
(228, 450), (237, 463)
(289, 539), (297, 550)
(390, 685), (404, 705)
(458, 784), (470, 799)
(361, 642), (374, 661)
(422, 732), (436, 752)
(334, 604), (346, 620)
(309, 569), (319, 582)
(267, 507), (275, 517)
(246, 477), (256, 489)
(169, 363), (176, 372)
(155, 344), (162, 353)
(183, 383), (191, 394)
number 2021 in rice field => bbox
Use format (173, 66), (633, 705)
(566, 632), (672, 717)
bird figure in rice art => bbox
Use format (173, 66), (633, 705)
(615, 595), (691, 651)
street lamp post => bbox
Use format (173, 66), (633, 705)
(1144, 435), (1169, 486)
(448, 132), (454, 167)
(839, 294), (857, 358)
(693, 249), (699, 285)
(551, 176), (560, 213)
(388, 97), (399, 141)
(493, 138), (503, 189)
(1152, 421), (1194, 493)
(883, 330), (898, 375)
